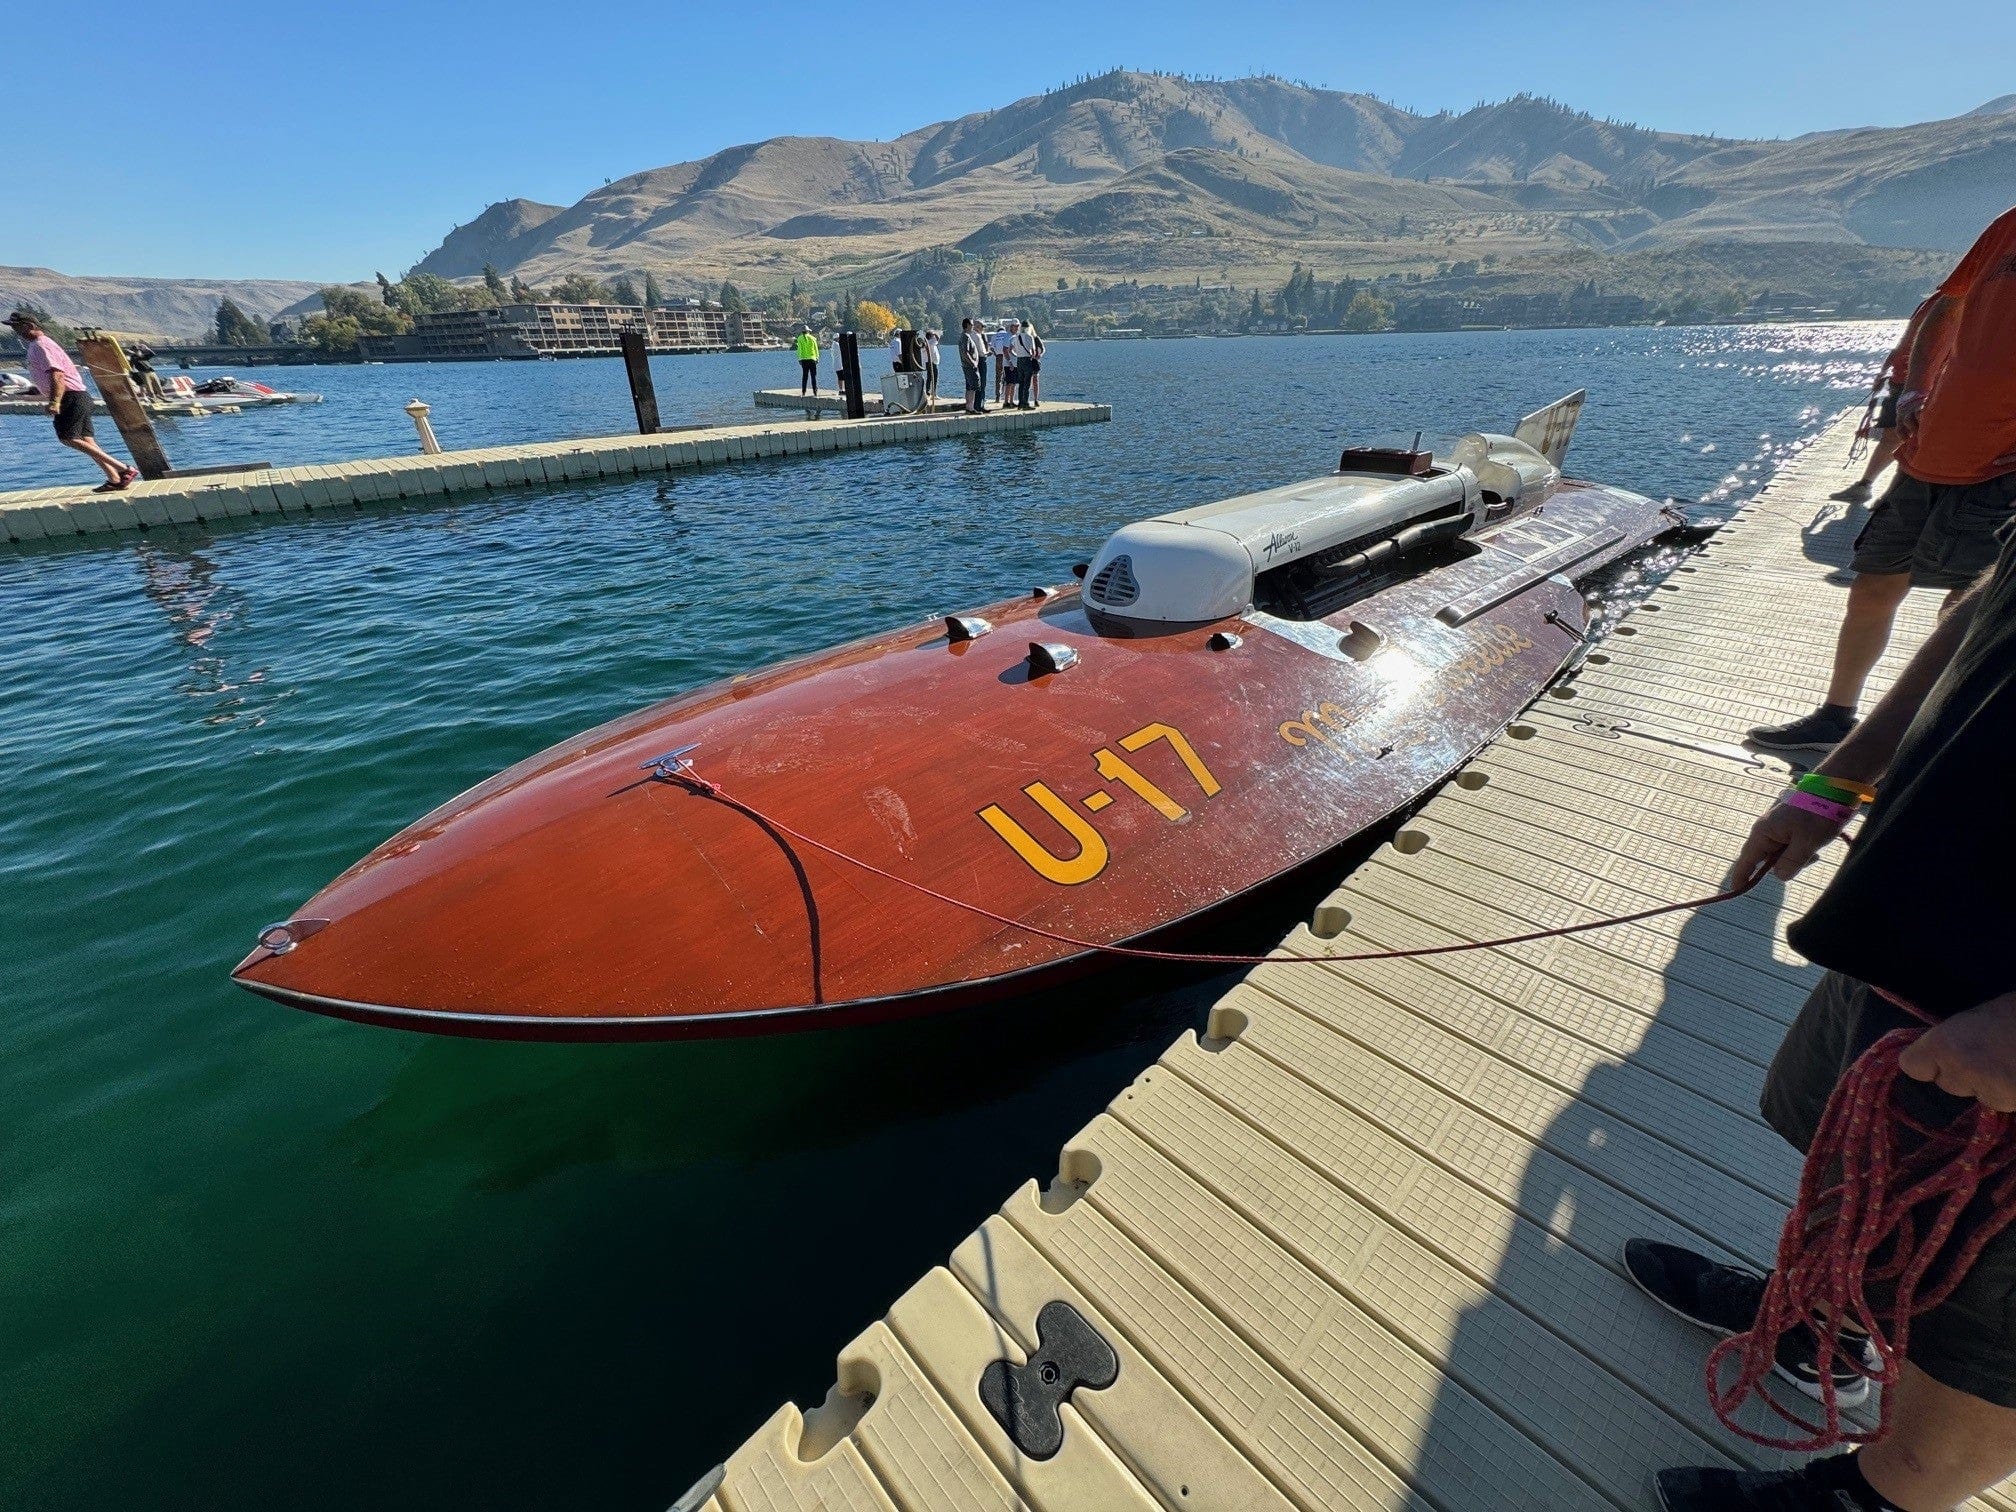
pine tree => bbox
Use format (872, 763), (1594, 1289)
(510, 276), (535, 302)
(608, 275), (640, 307)
(718, 280), (747, 313)
(643, 272), (663, 308)
(214, 297), (267, 347)
(483, 263), (507, 301)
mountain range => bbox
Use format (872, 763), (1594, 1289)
(411, 71), (2016, 295)
(10, 72), (2015, 337)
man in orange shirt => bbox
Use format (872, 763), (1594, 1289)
(1751, 206), (2016, 753)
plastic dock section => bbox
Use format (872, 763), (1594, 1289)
(0, 401), (1108, 545)
(752, 388), (974, 414)
(684, 412), (2016, 1512)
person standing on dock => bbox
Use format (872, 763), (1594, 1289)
(1014, 320), (1043, 409)
(794, 326), (819, 395)
(990, 320), (1017, 409)
(959, 319), (987, 413)
(4, 311), (137, 492)
(1750, 206), (2016, 753)
(921, 329), (940, 405)
(1636, 520), (2016, 1512)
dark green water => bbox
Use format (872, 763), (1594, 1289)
(1, 328), (1893, 1509)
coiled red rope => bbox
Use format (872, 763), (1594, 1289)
(674, 764), (2016, 1449)
(1708, 989), (2016, 1450)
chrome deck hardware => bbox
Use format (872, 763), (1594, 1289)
(641, 743), (702, 781)
(1027, 642), (1080, 675)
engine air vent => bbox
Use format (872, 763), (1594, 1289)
(1028, 641), (1080, 675)
(1087, 554), (1139, 607)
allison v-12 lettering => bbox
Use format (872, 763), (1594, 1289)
(976, 722), (1222, 884)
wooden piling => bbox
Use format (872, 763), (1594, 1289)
(77, 337), (172, 481)
(621, 332), (661, 434)
(837, 333), (865, 421)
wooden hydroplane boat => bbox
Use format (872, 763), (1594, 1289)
(232, 392), (1679, 1039)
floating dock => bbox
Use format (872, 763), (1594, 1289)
(0, 401), (1109, 545)
(753, 388), (973, 414)
(684, 412), (2016, 1512)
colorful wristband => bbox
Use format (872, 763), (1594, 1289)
(1796, 771), (1872, 806)
(1781, 789), (1857, 826)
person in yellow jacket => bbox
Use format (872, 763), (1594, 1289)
(794, 327), (819, 395)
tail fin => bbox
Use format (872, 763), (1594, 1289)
(1514, 390), (1586, 468)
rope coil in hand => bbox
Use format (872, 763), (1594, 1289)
(1708, 996), (2016, 1450)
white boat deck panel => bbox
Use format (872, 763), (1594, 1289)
(682, 412), (2013, 1512)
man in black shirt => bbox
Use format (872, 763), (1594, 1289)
(1634, 523), (2016, 1511)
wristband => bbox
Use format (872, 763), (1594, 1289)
(1796, 771), (1873, 805)
(1781, 789), (1857, 826)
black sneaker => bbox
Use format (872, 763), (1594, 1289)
(1747, 706), (1858, 754)
(1622, 1239), (1876, 1406)
(1655, 1457), (1890, 1511)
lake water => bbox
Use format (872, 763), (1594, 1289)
(0, 327), (1891, 1510)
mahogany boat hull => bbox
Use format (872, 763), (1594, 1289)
(232, 479), (1675, 1040)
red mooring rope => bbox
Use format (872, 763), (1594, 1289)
(1707, 985), (2016, 1450)
(676, 766), (2015, 1449)
(677, 768), (1762, 967)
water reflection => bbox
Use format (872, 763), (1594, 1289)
(133, 540), (280, 727)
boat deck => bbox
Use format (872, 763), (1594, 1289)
(682, 412), (2016, 1512)
(0, 400), (1109, 545)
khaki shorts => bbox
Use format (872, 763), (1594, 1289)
(1762, 971), (2016, 1405)
(1851, 470), (2016, 590)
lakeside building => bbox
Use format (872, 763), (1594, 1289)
(358, 302), (780, 361)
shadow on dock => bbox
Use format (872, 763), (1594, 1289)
(1417, 804), (1810, 1494)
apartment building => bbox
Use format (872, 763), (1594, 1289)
(359, 303), (777, 361)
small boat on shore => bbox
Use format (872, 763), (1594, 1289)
(233, 391), (1680, 1039)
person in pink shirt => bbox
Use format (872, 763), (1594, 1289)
(4, 309), (137, 491)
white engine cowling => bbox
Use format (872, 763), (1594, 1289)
(1082, 469), (1478, 623)
(1080, 432), (1564, 624)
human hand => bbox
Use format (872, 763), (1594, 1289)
(1899, 993), (2016, 1112)
(1895, 389), (1927, 436)
(1727, 800), (1845, 887)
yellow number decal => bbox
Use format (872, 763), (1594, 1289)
(978, 782), (1110, 885)
(1094, 747), (1187, 820)
(1279, 716), (1331, 748)
(1120, 722), (1223, 797)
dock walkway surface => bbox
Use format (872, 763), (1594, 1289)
(0, 400), (1108, 545)
(685, 412), (2016, 1512)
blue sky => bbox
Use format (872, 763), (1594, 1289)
(11, 0), (2011, 282)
